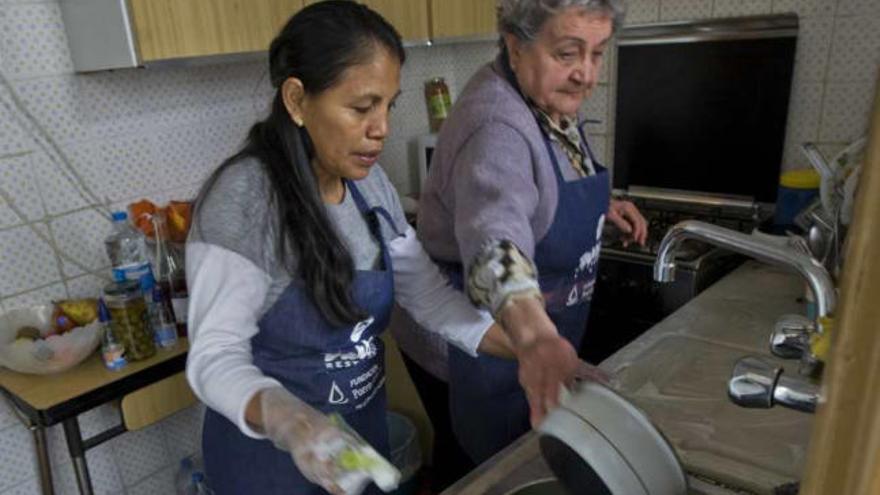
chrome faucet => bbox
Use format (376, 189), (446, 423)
(728, 357), (819, 413)
(654, 220), (834, 412)
(654, 220), (836, 319)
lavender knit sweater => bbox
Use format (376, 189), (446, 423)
(391, 55), (594, 379)
(418, 55), (584, 272)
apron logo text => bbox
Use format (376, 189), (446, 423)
(323, 336), (378, 369)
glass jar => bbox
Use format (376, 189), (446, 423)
(103, 280), (156, 361)
(424, 77), (452, 133)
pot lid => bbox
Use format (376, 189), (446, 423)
(538, 382), (687, 495)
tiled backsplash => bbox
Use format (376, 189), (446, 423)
(0, 0), (877, 494)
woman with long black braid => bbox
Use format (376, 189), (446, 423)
(185, 3), (580, 494)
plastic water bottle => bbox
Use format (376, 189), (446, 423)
(98, 298), (127, 371)
(151, 286), (178, 348)
(104, 211), (155, 294)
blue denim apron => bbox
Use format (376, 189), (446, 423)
(202, 181), (398, 494)
(447, 126), (611, 464)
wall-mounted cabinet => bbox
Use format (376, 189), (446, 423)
(60, 0), (496, 72)
(306, 0), (497, 43)
(60, 0), (303, 71)
(429, 0), (496, 40)
(304, 0), (430, 43)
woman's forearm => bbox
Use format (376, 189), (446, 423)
(477, 323), (517, 358)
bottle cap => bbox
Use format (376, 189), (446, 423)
(111, 211), (128, 221)
(103, 279), (141, 297)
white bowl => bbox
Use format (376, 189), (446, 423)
(0, 305), (102, 375)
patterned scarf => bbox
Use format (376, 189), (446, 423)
(530, 106), (596, 177)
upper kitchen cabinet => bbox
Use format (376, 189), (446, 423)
(303, 0), (430, 43)
(60, 0), (304, 71)
(429, 0), (496, 40)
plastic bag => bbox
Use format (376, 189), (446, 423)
(0, 305), (102, 374)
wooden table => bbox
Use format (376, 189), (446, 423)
(0, 339), (188, 495)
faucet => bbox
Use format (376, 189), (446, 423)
(654, 220), (836, 360)
(654, 220), (836, 319)
(727, 357), (819, 413)
(654, 220), (834, 412)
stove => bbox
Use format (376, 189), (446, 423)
(577, 14), (797, 363)
(580, 194), (767, 364)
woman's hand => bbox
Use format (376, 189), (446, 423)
(608, 199), (648, 247)
(497, 296), (579, 427)
(516, 335), (580, 427)
(253, 387), (381, 495)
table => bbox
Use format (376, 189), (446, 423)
(0, 339), (188, 495)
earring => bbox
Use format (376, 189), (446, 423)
(293, 116), (304, 127)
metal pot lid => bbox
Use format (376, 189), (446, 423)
(537, 382), (687, 495)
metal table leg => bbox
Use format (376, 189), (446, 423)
(62, 418), (94, 495)
(29, 424), (55, 495)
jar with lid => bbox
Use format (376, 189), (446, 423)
(424, 77), (452, 133)
(103, 279), (156, 361)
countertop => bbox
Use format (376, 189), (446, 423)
(443, 262), (814, 495)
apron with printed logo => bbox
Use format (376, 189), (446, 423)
(202, 181), (398, 494)
(447, 124), (611, 464)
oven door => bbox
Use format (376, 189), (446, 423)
(581, 249), (743, 364)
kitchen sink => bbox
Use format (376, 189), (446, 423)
(610, 333), (812, 493)
(503, 479), (568, 495)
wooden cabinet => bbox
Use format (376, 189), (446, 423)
(303, 0), (430, 42)
(429, 0), (496, 39)
(61, 0), (303, 71)
(61, 0), (494, 72)
(129, 0), (304, 62)
(366, 0), (430, 42)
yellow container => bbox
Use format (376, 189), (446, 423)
(780, 169), (821, 189)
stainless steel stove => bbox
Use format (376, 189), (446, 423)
(580, 14), (797, 363)
(581, 192), (765, 363)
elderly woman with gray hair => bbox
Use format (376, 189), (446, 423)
(395, 0), (649, 474)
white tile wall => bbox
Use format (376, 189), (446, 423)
(0, 0), (877, 493)
(0, 152), (44, 228)
(0, 425), (37, 492)
(0, 95), (32, 157)
(714, 0), (773, 17)
(32, 149), (93, 215)
(827, 15), (880, 84)
(159, 404), (205, 467)
(625, 0), (662, 24)
(661, 0), (715, 21)
(820, 81), (877, 141)
(50, 208), (112, 278)
(772, 0), (837, 17)
(108, 423), (169, 488)
(791, 17), (834, 83)
(0, 2), (72, 80)
(835, 0), (880, 16)
(0, 224), (62, 298)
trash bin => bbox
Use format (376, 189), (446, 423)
(387, 411), (422, 495)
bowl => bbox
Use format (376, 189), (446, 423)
(0, 305), (102, 374)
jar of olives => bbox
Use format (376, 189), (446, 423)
(424, 77), (452, 133)
(103, 280), (155, 361)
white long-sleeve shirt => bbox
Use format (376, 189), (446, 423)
(185, 160), (492, 438)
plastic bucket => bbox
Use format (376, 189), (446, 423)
(387, 411), (422, 495)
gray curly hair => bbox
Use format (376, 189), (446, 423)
(497, 0), (626, 43)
